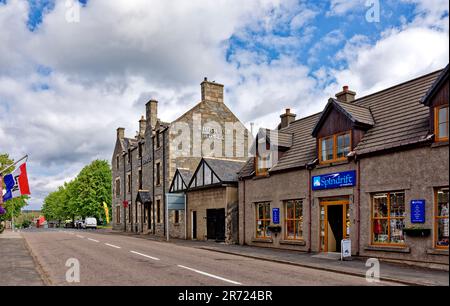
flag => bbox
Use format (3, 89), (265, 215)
(2, 163), (31, 202)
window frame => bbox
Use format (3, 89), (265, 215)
(318, 131), (352, 164)
(115, 206), (121, 224)
(255, 202), (271, 239)
(155, 162), (161, 186)
(435, 187), (449, 249)
(371, 191), (406, 247)
(115, 178), (121, 198)
(284, 199), (303, 241)
(435, 105), (449, 142)
(127, 173), (131, 194)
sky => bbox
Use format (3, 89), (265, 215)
(0, 0), (448, 210)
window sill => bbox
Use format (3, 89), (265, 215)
(365, 245), (410, 253)
(280, 239), (306, 246)
(431, 141), (449, 148)
(427, 248), (449, 256)
(252, 237), (273, 244)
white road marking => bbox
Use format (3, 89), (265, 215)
(76, 235), (85, 239)
(130, 251), (160, 261)
(177, 265), (242, 285)
(105, 243), (121, 249)
(88, 238), (100, 243)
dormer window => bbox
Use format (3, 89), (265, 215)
(435, 105), (449, 142)
(319, 131), (351, 164)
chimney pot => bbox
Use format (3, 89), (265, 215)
(117, 127), (125, 139)
(139, 115), (146, 137)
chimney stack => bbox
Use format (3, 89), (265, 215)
(280, 108), (296, 129)
(335, 86), (356, 103)
(117, 127), (125, 139)
(139, 115), (146, 137)
(146, 99), (158, 130)
(201, 77), (224, 103)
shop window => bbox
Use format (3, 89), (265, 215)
(435, 105), (449, 142)
(256, 202), (271, 239)
(284, 200), (303, 240)
(372, 192), (406, 245)
(319, 131), (351, 163)
(435, 188), (449, 249)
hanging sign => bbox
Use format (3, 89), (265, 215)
(411, 200), (426, 223)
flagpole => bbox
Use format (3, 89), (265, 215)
(0, 155), (28, 176)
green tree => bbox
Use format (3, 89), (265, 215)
(0, 154), (29, 229)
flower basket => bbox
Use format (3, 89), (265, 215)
(403, 227), (431, 237)
(267, 225), (282, 234)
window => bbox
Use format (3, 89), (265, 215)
(116, 155), (120, 170)
(435, 105), (449, 142)
(127, 173), (131, 193)
(174, 210), (180, 224)
(138, 169), (143, 190)
(285, 200), (303, 240)
(435, 188), (449, 249)
(156, 163), (161, 186)
(319, 131), (351, 163)
(115, 178), (121, 198)
(116, 206), (121, 224)
(256, 202), (271, 239)
(156, 200), (161, 223)
(372, 192), (406, 245)
(127, 153), (131, 164)
(138, 143), (143, 158)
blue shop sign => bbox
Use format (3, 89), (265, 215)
(312, 171), (356, 191)
(272, 208), (280, 224)
(411, 200), (426, 223)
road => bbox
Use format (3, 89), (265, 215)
(22, 229), (398, 286)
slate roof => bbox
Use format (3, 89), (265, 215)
(178, 169), (193, 185)
(203, 158), (246, 183)
(239, 68), (444, 178)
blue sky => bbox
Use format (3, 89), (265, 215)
(0, 0), (448, 210)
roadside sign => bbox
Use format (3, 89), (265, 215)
(341, 239), (351, 261)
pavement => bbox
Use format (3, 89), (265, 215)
(0, 230), (45, 286)
(19, 229), (401, 286)
(102, 229), (450, 287)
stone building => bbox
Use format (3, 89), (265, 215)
(111, 78), (249, 238)
(238, 65), (449, 268)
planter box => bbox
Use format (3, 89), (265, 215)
(404, 228), (431, 237)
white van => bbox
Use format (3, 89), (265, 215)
(83, 217), (97, 229)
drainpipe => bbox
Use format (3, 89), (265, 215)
(356, 157), (361, 256)
(162, 128), (167, 238)
(308, 168), (312, 253)
(152, 135), (156, 235)
(130, 149), (134, 233)
(242, 179), (246, 245)
(123, 155), (127, 232)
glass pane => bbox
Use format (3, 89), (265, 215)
(256, 221), (264, 238)
(439, 107), (448, 124)
(286, 201), (294, 219)
(258, 205), (264, 219)
(286, 220), (295, 239)
(438, 189), (449, 217)
(264, 221), (272, 237)
(296, 220), (303, 239)
(439, 122), (448, 138)
(295, 201), (302, 219)
(390, 193), (405, 217)
(389, 218), (405, 244)
(437, 218), (449, 247)
(373, 194), (388, 217)
(373, 219), (388, 244)
(264, 203), (271, 219)
(320, 206), (325, 250)
(321, 139), (328, 161)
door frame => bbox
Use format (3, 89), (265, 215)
(319, 199), (350, 253)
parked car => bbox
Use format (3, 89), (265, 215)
(74, 219), (84, 229)
(83, 217), (97, 230)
